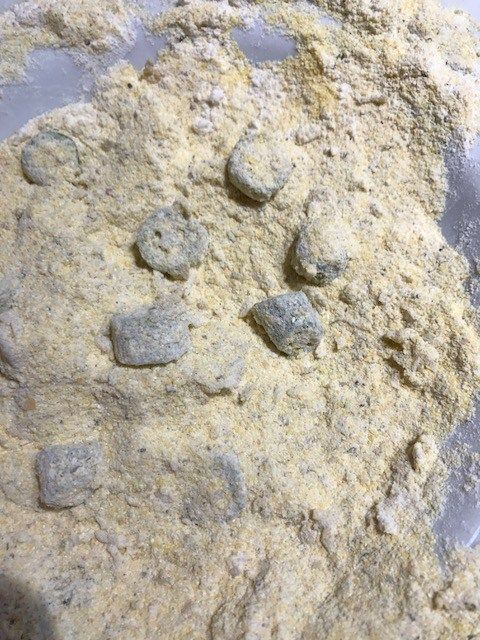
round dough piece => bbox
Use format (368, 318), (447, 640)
(227, 135), (293, 202)
(21, 130), (80, 186)
(292, 218), (355, 285)
(136, 206), (209, 280)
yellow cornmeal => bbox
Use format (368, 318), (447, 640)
(1, 0), (480, 638)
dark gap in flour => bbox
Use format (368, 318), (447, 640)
(439, 0), (480, 20)
(231, 19), (297, 64)
(124, 27), (167, 70)
(0, 0), (25, 11)
(0, 49), (84, 141)
(0, 26), (167, 141)
(435, 138), (480, 551)
(133, 0), (177, 16)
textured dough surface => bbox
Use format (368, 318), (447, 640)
(1, 1), (480, 639)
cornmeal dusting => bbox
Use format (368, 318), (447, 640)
(1, 0), (480, 638)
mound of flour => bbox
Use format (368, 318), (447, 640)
(1, 0), (480, 638)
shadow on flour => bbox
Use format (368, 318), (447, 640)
(0, 574), (58, 640)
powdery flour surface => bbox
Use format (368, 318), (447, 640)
(1, 1), (480, 638)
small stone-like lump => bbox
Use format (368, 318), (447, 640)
(182, 325), (248, 395)
(292, 219), (353, 285)
(136, 206), (209, 280)
(195, 356), (245, 395)
(0, 331), (21, 381)
(110, 298), (191, 366)
(21, 130), (80, 186)
(184, 453), (247, 524)
(227, 135), (293, 202)
(252, 291), (322, 356)
(36, 441), (103, 508)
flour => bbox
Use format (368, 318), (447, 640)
(1, 0), (480, 638)
(0, 0), (136, 83)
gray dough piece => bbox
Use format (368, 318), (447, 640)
(184, 452), (247, 524)
(21, 130), (80, 186)
(136, 206), (209, 280)
(0, 331), (21, 381)
(252, 291), (323, 356)
(227, 135), (293, 202)
(291, 219), (351, 285)
(0, 276), (17, 314)
(36, 441), (103, 508)
(110, 298), (191, 366)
